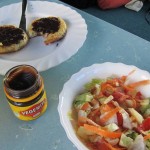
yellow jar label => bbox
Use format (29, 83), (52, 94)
(8, 91), (47, 121)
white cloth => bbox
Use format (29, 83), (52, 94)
(125, 0), (143, 12)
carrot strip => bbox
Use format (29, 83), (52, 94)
(123, 85), (134, 93)
(84, 124), (122, 138)
(121, 70), (136, 82)
(101, 83), (115, 95)
(100, 104), (114, 114)
(127, 70), (136, 78)
(78, 117), (87, 126)
(144, 133), (150, 140)
(127, 80), (150, 88)
(90, 99), (99, 105)
(100, 107), (121, 124)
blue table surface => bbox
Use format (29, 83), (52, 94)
(0, 0), (150, 150)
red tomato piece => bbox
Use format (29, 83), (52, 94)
(87, 140), (115, 150)
(117, 112), (123, 126)
(137, 117), (150, 131)
(113, 91), (129, 103)
(135, 91), (144, 100)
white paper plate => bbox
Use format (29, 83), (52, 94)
(0, 1), (87, 75)
(58, 62), (150, 150)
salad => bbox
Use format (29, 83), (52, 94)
(72, 71), (150, 150)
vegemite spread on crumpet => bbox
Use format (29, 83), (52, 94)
(28, 16), (67, 45)
(0, 25), (29, 54)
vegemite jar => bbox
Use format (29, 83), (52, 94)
(3, 65), (48, 121)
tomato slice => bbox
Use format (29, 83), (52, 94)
(87, 140), (116, 150)
(137, 117), (150, 131)
(117, 112), (123, 126)
(113, 91), (129, 104)
(135, 91), (144, 100)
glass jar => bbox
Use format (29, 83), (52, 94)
(3, 65), (48, 121)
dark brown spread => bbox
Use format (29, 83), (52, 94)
(32, 17), (60, 34)
(7, 71), (36, 91)
(0, 26), (24, 46)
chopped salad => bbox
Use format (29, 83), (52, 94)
(72, 71), (150, 150)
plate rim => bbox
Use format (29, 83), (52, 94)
(0, 0), (88, 75)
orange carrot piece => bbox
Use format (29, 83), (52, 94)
(101, 83), (115, 94)
(81, 102), (91, 110)
(100, 107), (121, 124)
(131, 99), (137, 108)
(84, 124), (122, 138)
(127, 80), (150, 88)
(121, 76), (127, 83)
(123, 85), (134, 93)
(100, 104), (114, 114)
(78, 117), (87, 126)
(144, 133), (150, 140)
(121, 70), (136, 82)
(127, 69), (136, 77)
(90, 99), (99, 106)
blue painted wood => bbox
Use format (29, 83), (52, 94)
(83, 3), (150, 42)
